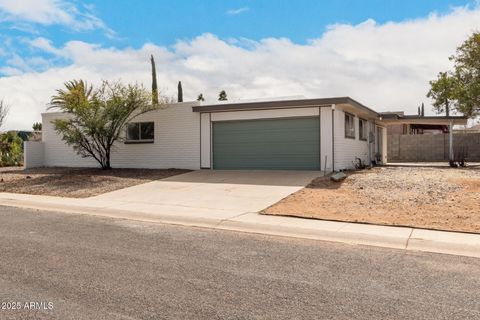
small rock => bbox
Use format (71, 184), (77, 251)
(26, 176), (31, 179)
(331, 172), (347, 182)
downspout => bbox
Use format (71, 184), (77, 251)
(318, 106), (321, 171)
(368, 121), (372, 167)
(331, 104), (335, 172)
(449, 118), (454, 162)
(210, 112), (213, 170)
(199, 112), (202, 169)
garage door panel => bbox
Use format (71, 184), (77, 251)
(215, 131), (318, 144)
(214, 143), (318, 155)
(213, 117), (320, 170)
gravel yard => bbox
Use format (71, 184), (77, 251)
(264, 166), (480, 233)
(0, 167), (190, 198)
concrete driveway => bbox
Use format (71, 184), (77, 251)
(89, 170), (319, 220)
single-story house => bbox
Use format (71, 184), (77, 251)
(24, 97), (388, 171)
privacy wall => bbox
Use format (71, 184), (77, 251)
(387, 133), (480, 162)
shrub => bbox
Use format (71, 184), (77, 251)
(0, 131), (23, 167)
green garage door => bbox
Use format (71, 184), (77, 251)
(213, 117), (320, 170)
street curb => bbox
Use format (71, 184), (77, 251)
(216, 219), (409, 249)
(0, 199), (479, 259)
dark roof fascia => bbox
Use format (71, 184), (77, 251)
(400, 115), (468, 120)
(379, 112), (468, 120)
(379, 113), (400, 119)
(192, 97), (379, 116)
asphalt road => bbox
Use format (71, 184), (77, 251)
(0, 206), (479, 320)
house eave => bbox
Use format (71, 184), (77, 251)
(192, 97), (380, 118)
(379, 114), (468, 126)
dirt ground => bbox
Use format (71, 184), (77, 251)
(0, 167), (190, 198)
(264, 166), (480, 233)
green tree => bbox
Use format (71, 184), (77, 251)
(49, 80), (153, 170)
(151, 55), (159, 105)
(0, 131), (23, 167)
(32, 122), (42, 131)
(451, 32), (480, 117)
(177, 81), (183, 102)
(429, 32), (480, 118)
(218, 90), (227, 101)
(421, 103), (425, 117)
(197, 93), (204, 101)
(427, 72), (459, 117)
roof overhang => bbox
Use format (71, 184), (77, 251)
(380, 115), (468, 126)
(192, 97), (380, 118)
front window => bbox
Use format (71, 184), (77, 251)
(345, 113), (355, 139)
(359, 118), (368, 141)
(126, 122), (154, 142)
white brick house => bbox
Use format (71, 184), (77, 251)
(24, 97), (387, 171)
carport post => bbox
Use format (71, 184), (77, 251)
(449, 119), (453, 161)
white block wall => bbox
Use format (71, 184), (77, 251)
(41, 102), (201, 170)
(200, 113), (211, 169)
(320, 107), (333, 172)
(333, 108), (371, 170)
(42, 112), (98, 168)
(24, 141), (45, 169)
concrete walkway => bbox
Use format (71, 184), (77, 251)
(0, 170), (479, 258)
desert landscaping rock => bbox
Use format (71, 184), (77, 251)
(0, 167), (190, 198)
(265, 166), (480, 233)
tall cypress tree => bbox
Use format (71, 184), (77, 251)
(150, 55), (159, 105)
(421, 103), (425, 117)
(178, 81), (183, 102)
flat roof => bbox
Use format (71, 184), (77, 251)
(192, 96), (379, 116)
(379, 113), (468, 126)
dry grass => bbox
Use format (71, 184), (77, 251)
(0, 167), (190, 198)
(264, 166), (480, 233)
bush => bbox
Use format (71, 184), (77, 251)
(0, 131), (23, 167)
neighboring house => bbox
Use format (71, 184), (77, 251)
(24, 97), (388, 171)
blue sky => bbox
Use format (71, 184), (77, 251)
(0, 0), (479, 129)
(95, 0), (472, 45)
(0, 0), (474, 70)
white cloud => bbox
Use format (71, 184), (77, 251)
(28, 37), (64, 56)
(227, 7), (249, 15)
(1, 5), (480, 130)
(0, 0), (115, 36)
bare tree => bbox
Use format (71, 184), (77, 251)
(0, 99), (9, 130)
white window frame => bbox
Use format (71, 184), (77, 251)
(345, 113), (356, 139)
(359, 118), (368, 141)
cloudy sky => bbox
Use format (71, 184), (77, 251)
(0, 0), (479, 130)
